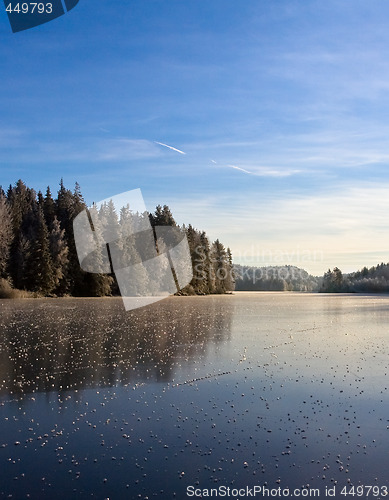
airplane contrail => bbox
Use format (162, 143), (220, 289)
(228, 164), (252, 174)
(155, 141), (186, 155)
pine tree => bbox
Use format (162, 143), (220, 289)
(7, 180), (37, 289)
(85, 201), (115, 297)
(0, 192), (12, 279)
(321, 267), (343, 292)
(71, 197), (113, 297)
(332, 267), (343, 291)
(37, 190), (44, 207)
(224, 247), (235, 292)
(1, 179), (234, 297)
(49, 216), (69, 293)
(7, 180), (37, 232)
(211, 239), (228, 294)
(56, 179), (76, 234)
(150, 205), (177, 227)
(26, 206), (55, 295)
(43, 186), (56, 228)
(73, 182), (85, 213)
(184, 225), (206, 294)
(199, 231), (214, 293)
(116, 204), (149, 296)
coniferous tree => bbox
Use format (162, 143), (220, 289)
(97, 199), (121, 295)
(320, 267), (343, 292)
(49, 216), (69, 293)
(199, 231), (214, 294)
(7, 180), (37, 232)
(333, 267), (343, 290)
(1, 180), (234, 297)
(26, 206), (55, 295)
(0, 192), (12, 279)
(55, 180), (78, 294)
(321, 269), (333, 292)
(150, 205), (177, 227)
(320, 263), (389, 293)
(73, 182), (85, 215)
(37, 190), (44, 207)
(235, 265), (319, 292)
(43, 186), (56, 228)
(224, 248), (235, 292)
(184, 224), (198, 294)
(119, 207), (150, 296)
(74, 202), (113, 297)
(56, 179), (76, 235)
(7, 180), (37, 289)
(211, 239), (228, 294)
(184, 225), (205, 294)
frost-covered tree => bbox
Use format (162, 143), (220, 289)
(49, 216), (69, 292)
(211, 239), (228, 294)
(1, 180), (234, 297)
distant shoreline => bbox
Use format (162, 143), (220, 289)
(3, 290), (389, 302)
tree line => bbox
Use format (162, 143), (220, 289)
(320, 263), (389, 293)
(0, 179), (235, 298)
(234, 264), (320, 292)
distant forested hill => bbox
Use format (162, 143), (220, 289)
(320, 263), (389, 293)
(234, 264), (320, 292)
(0, 179), (234, 297)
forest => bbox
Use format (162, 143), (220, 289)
(234, 264), (320, 292)
(0, 180), (235, 298)
(235, 263), (389, 294)
(320, 264), (389, 293)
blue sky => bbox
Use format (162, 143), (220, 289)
(1, 0), (389, 274)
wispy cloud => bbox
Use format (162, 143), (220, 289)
(154, 141), (186, 155)
(169, 181), (389, 275)
(226, 163), (302, 177)
(228, 164), (252, 174)
(190, 120), (389, 176)
(251, 167), (302, 177)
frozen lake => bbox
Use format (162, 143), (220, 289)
(0, 293), (388, 498)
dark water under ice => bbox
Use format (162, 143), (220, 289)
(0, 293), (388, 498)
